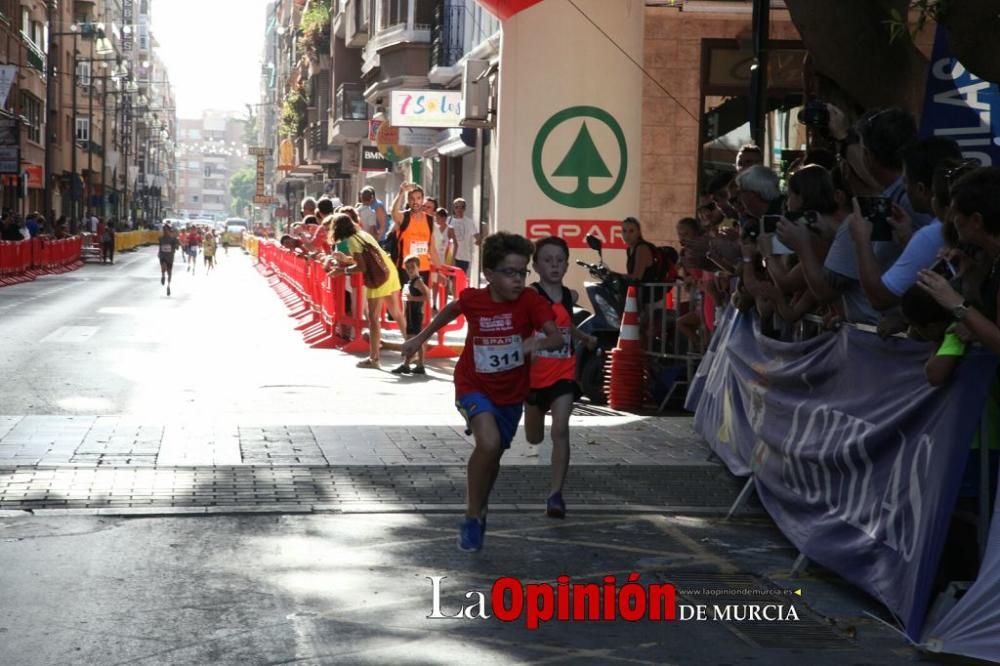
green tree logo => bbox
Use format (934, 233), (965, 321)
(532, 106), (628, 209)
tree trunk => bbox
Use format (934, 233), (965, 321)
(784, 0), (928, 115)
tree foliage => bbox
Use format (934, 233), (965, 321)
(280, 87), (309, 138)
(229, 165), (256, 217)
(784, 0), (1000, 116)
(298, 0), (332, 61)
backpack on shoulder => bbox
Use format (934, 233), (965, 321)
(643, 241), (680, 282)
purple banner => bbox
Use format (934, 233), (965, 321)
(686, 309), (997, 638)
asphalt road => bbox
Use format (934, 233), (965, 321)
(0, 248), (954, 665)
(0, 247), (458, 420)
(0, 512), (930, 666)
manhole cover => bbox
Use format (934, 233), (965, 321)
(572, 404), (624, 417)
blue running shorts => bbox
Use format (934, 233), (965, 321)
(456, 392), (523, 450)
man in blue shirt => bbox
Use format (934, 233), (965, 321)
(848, 136), (962, 311)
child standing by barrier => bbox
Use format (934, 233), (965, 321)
(401, 232), (564, 552)
(525, 237), (597, 518)
(393, 255), (430, 375)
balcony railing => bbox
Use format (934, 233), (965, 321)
(430, 0), (464, 68)
(307, 120), (328, 154)
(335, 83), (368, 121)
(25, 40), (45, 74)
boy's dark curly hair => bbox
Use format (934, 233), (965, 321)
(483, 231), (535, 270)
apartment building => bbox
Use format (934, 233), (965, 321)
(175, 111), (247, 221)
(0, 0), (48, 214)
(0, 0), (175, 228)
(260, 0), (499, 229)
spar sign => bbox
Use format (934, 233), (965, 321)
(489, 0), (643, 289)
(532, 106), (628, 209)
(525, 219), (627, 250)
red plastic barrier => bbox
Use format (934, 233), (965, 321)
(0, 236), (81, 286)
(259, 243), (471, 358)
(425, 264), (467, 358)
(331, 272), (370, 354)
(383, 264), (467, 358)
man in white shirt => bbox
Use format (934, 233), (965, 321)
(447, 198), (479, 276)
(357, 187), (387, 240)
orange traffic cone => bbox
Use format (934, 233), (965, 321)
(607, 285), (645, 411)
(616, 286), (642, 353)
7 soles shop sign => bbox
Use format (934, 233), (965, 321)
(426, 574), (800, 629)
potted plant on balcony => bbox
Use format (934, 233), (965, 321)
(298, 0), (332, 63)
(280, 86), (309, 138)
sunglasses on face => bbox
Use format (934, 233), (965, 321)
(944, 159), (981, 186)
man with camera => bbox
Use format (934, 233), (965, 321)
(847, 136), (963, 312)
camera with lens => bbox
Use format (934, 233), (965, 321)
(797, 100), (830, 131)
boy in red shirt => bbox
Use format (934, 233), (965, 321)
(525, 237), (597, 519)
(401, 232), (564, 552)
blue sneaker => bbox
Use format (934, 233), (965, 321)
(546, 492), (566, 519)
(458, 517), (484, 552)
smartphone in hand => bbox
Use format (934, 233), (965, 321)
(930, 258), (957, 280)
(761, 215), (782, 235)
(857, 196), (893, 242)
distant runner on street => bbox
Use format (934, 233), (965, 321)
(158, 224), (179, 297)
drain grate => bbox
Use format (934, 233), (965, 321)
(572, 403), (625, 417)
(664, 572), (854, 650)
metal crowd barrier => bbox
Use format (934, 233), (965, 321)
(639, 282), (703, 411)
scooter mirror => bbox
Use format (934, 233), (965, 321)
(586, 234), (602, 254)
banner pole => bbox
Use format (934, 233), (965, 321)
(725, 477), (756, 520)
(979, 411), (990, 564)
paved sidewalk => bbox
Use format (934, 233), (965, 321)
(0, 414), (749, 513)
(0, 413), (707, 467)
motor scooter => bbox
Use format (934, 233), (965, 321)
(574, 235), (627, 404)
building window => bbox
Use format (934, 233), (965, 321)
(21, 93), (43, 144)
(76, 60), (91, 88)
(377, 0), (407, 30)
(192, 195), (199, 203)
(76, 116), (90, 143)
(31, 21), (44, 48)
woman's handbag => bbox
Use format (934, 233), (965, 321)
(358, 237), (391, 289)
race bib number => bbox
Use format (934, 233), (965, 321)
(159, 242), (173, 253)
(410, 240), (429, 256)
(534, 327), (572, 358)
(473, 335), (524, 373)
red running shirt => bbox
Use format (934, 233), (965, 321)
(529, 286), (575, 389)
(454, 287), (555, 406)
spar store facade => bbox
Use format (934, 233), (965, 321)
(473, 0), (801, 292)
